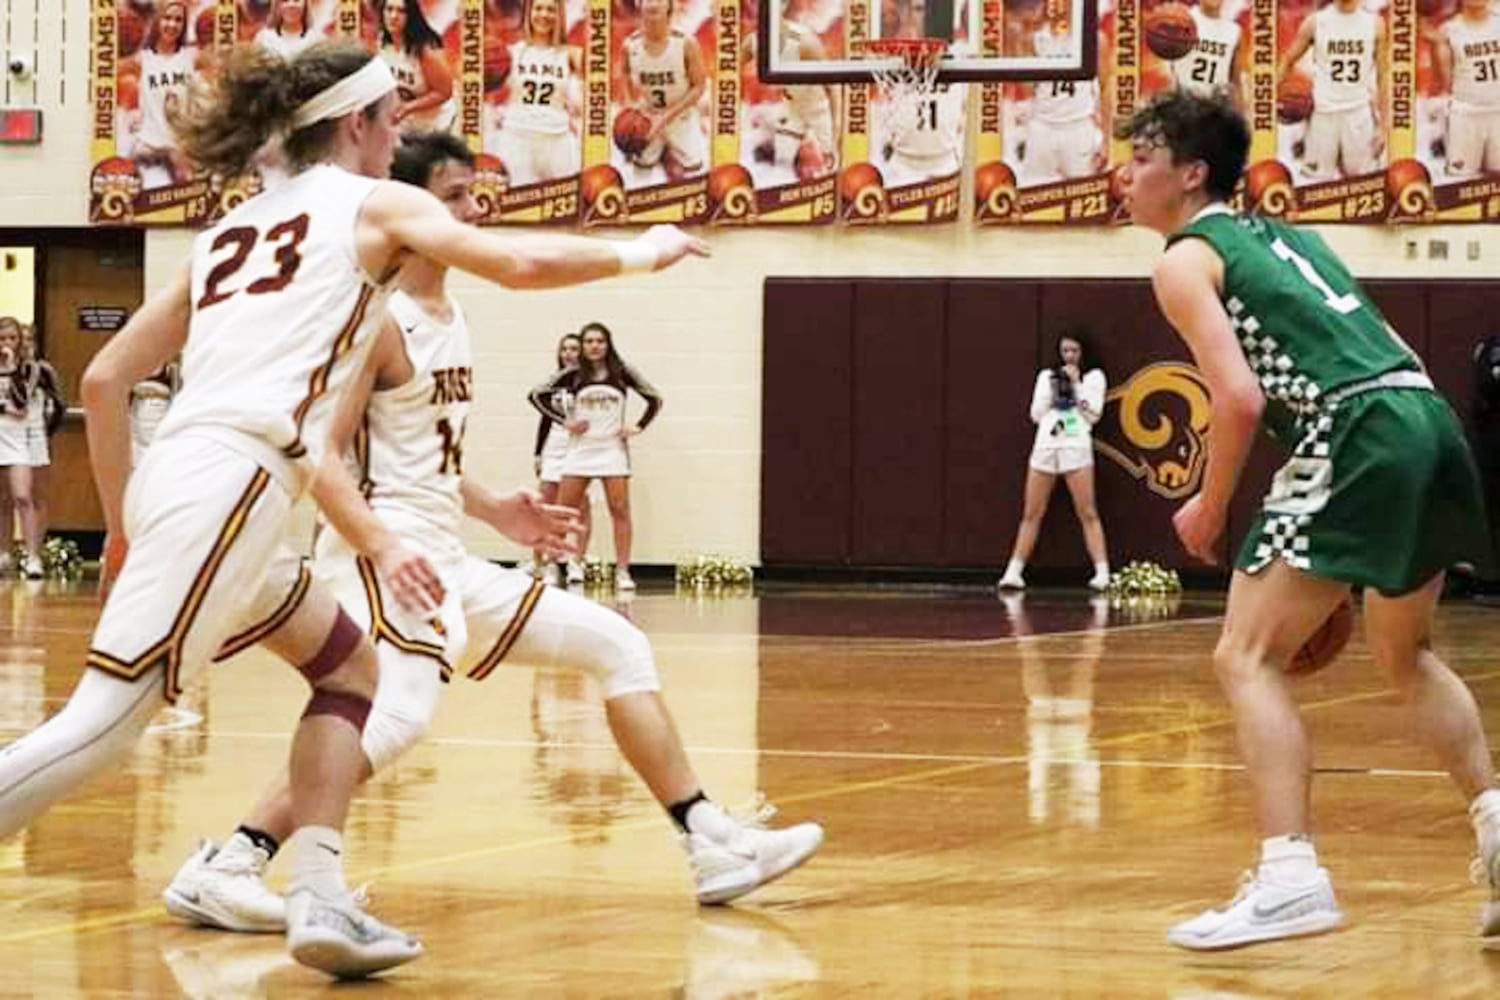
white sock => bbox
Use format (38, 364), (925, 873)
(290, 826), (347, 899)
(685, 799), (738, 843)
(1005, 559), (1025, 579)
(1471, 789), (1500, 851)
(1259, 834), (1320, 884)
(1093, 562), (1110, 577)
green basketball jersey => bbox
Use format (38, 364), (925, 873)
(1167, 205), (1421, 440)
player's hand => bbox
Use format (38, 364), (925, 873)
(1173, 494), (1225, 565)
(565, 418), (589, 434)
(640, 224), (711, 269)
(374, 541), (445, 615)
(100, 532), (128, 602)
(496, 489), (584, 558)
(618, 425), (640, 439)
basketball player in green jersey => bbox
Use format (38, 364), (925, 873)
(1118, 89), (1500, 951)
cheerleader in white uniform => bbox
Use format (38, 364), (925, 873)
(998, 332), (1111, 592)
(379, 0), (456, 131)
(530, 334), (592, 583)
(621, 0), (709, 181)
(494, 0), (583, 185)
(0, 319), (41, 578)
(529, 323), (661, 589)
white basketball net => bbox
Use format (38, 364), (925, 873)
(866, 39), (946, 129)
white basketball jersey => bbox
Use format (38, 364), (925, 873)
(1313, 6), (1377, 112)
(891, 83), (966, 160)
(381, 43), (456, 129)
(155, 165), (391, 491)
(626, 32), (691, 112)
(361, 290), (471, 544)
(138, 47), (196, 148)
(255, 27), (320, 60)
(781, 24), (834, 127)
(1170, 9), (1242, 94)
(1444, 13), (1500, 109)
(506, 42), (572, 134)
(1031, 29), (1097, 123)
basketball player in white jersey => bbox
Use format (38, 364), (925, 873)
(379, 0), (457, 131)
(1433, 0), (1500, 177)
(162, 131), (823, 934)
(126, 0), (200, 188)
(622, 0), (709, 181)
(773, 15), (840, 175)
(493, 0), (583, 186)
(1168, 0), (1245, 106)
(0, 40), (705, 979)
(1279, 0), (1387, 180)
(255, 0), (323, 61)
(1022, 22), (1103, 184)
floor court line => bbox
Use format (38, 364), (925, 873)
(6, 662), (1498, 946)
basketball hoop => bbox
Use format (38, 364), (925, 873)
(864, 38), (947, 122)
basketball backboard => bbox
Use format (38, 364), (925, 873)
(759, 0), (1100, 84)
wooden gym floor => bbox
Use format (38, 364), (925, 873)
(2, 578), (1499, 997)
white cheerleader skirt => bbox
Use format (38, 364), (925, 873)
(0, 414), (28, 466)
(562, 436), (630, 479)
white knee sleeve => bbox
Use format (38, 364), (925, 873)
(359, 651), (443, 774)
(517, 590), (661, 699)
(0, 667), (164, 839)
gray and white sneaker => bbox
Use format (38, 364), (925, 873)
(286, 888), (422, 979)
(1472, 845), (1500, 948)
(164, 835), (286, 933)
(1167, 868), (1343, 950)
(684, 798), (824, 906)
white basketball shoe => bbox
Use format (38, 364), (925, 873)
(285, 887), (423, 979)
(1167, 868), (1343, 950)
(1474, 843), (1500, 948)
(163, 835), (286, 933)
(684, 799), (824, 905)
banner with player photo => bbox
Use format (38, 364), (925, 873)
(1396, 0), (1500, 221)
(579, 0), (713, 227)
(91, 0), (231, 226)
(839, 0), (965, 225)
(973, 0), (1116, 225)
(476, 0), (583, 224)
(706, 0), (839, 225)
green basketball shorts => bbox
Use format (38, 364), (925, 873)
(1237, 386), (1492, 595)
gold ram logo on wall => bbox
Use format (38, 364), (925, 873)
(1093, 362), (1212, 500)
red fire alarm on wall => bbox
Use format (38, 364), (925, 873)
(0, 108), (42, 145)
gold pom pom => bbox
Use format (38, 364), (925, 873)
(674, 554), (753, 592)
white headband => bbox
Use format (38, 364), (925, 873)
(290, 58), (397, 130)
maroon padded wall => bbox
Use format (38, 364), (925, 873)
(762, 278), (1491, 573)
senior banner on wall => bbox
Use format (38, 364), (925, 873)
(974, 0), (1116, 225)
(706, 0), (839, 225)
(579, 0), (713, 226)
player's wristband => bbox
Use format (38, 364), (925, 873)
(613, 240), (659, 275)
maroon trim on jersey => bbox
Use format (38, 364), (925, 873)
(282, 283), (376, 458)
(87, 469), (272, 704)
(354, 554), (449, 670)
(213, 559), (312, 662)
(466, 579), (547, 682)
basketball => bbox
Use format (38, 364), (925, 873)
(1278, 73), (1315, 124)
(613, 107), (653, 157)
(1288, 598), (1354, 677)
(1145, 3), (1198, 61)
(484, 32), (511, 92)
(795, 140), (829, 181)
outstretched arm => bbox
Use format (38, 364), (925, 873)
(1152, 238), (1265, 563)
(359, 182), (710, 290)
(1277, 16), (1316, 80)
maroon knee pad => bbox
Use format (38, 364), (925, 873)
(298, 609), (364, 685)
(302, 689), (372, 731)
